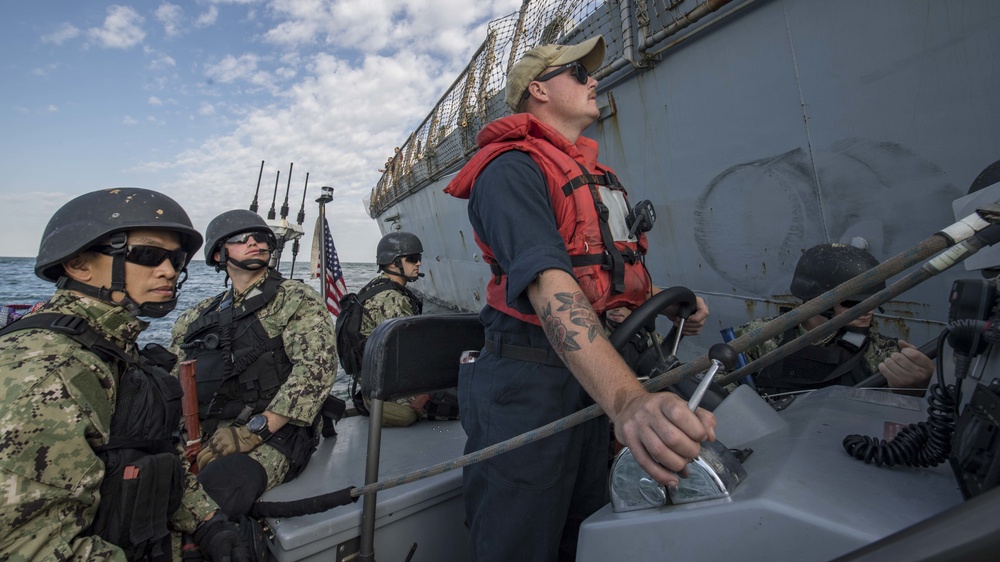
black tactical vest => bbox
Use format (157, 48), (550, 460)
(0, 313), (184, 562)
(754, 326), (871, 395)
(180, 270), (292, 429)
(179, 270), (319, 481)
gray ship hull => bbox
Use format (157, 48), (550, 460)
(370, 0), (1000, 349)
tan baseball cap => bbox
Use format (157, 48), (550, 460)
(504, 35), (607, 112)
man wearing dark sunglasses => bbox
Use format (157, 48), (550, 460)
(737, 243), (933, 396)
(347, 231), (428, 427)
(171, 209), (337, 525)
(0, 188), (249, 562)
(445, 36), (714, 562)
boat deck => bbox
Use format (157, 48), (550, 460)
(260, 415), (470, 562)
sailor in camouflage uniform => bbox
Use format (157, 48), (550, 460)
(736, 243), (934, 395)
(0, 188), (247, 562)
(171, 209), (336, 520)
(357, 231), (428, 426)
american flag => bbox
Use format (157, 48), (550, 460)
(312, 216), (348, 316)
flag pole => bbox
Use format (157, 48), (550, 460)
(316, 186), (334, 305)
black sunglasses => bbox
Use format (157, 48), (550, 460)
(402, 254), (422, 264)
(93, 244), (188, 271)
(521, 61), (589, 100)
(225, 231), (271, 245)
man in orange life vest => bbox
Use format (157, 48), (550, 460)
(446, 36), (715, 562)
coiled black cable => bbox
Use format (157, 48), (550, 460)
(842, 327), (961, 468)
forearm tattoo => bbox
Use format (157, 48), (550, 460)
(539, 291), (605, 360)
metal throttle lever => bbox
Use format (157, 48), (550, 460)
(611, 344), (745, 512)
(688, 343), (739, 411)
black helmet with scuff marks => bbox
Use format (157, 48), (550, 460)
(204, 209), (276, 269)
(376, 231), (423, 265)
(35, 187), (202, 282)
(790, 243), (884, 301)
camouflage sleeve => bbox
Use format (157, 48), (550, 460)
(863, 331), (901, 376)
(734, 317), (781, 363)
(360, 290), (415, 338)
(0, 338), (126, 562)
(259, 283), (337, 425)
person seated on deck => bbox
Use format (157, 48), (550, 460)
(735, 243), (933, 397)
(0, 188), (248, 562)
(353, 231), (432, 427)
(170, 209), (337, 521)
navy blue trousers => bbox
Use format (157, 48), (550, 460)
(460, 334), (609, 562)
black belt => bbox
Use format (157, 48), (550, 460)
(484, 339), (565, 368)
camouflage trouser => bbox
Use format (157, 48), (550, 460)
(363, 396), (425, 427)
(248, 441), (292, 489)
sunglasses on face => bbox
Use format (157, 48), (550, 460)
(402, 254), (422, 264)
(225, 231), (271, 245)
(522, 61), (590, 100)
(94, 244), (188, 271)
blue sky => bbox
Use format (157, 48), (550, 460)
(0, 0), (519, 262)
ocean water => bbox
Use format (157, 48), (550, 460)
(0, 257), (454, 399)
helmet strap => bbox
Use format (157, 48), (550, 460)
(382, 259), (419, 283)
(107, 232), (128, 295)
(218, 245), (271, 272)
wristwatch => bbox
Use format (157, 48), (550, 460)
(247, 414), (273, 442)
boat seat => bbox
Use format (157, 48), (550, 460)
(355, 312), (484, 559)
(360, 312), (483, 402)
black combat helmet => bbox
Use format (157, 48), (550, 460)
(35, 187), (203, 317)
(204, 209), (277, 270)
(376, 232), (423, 265)
(789, 243), (884, 301)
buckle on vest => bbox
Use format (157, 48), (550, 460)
(49, 314), (89, 336)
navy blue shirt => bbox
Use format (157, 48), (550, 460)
(469, 151), (575, 315)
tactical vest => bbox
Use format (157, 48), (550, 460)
(0, 313), (184, 562)
(446, 114), (652, 325)
(754, 326), (871, 395)
(179, 270), (318, 481)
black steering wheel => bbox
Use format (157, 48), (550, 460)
(608, 287), (730, 411)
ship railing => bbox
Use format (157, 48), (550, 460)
(366, 0), (746, 219)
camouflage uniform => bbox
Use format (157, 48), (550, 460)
(170, 274), (336, 489)
(359, 273), (424, 426)
(737, 316), (900, 388)
(0, 290), (218, 561)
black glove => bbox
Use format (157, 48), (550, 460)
(194, 512), (251, 562)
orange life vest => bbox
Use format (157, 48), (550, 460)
(445, 114), (651, 325)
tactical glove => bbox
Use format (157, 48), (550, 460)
(197, 426), (263, 470)
(194, 512), (250, 562)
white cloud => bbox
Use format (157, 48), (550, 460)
(123, 115), (139, 125)
(204, 53), (261, 83)
(47, 105), (59, 113)
(21, 0), (524, 262)
(149, 96), (164, 106)
(149, 55), (177, 70)
(31, 63), (60, 77)
(41, 23), (80, 45)
(196, 6), (219, 27)
(88, 5), (146, 49)
(156, 3), (184, 37)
